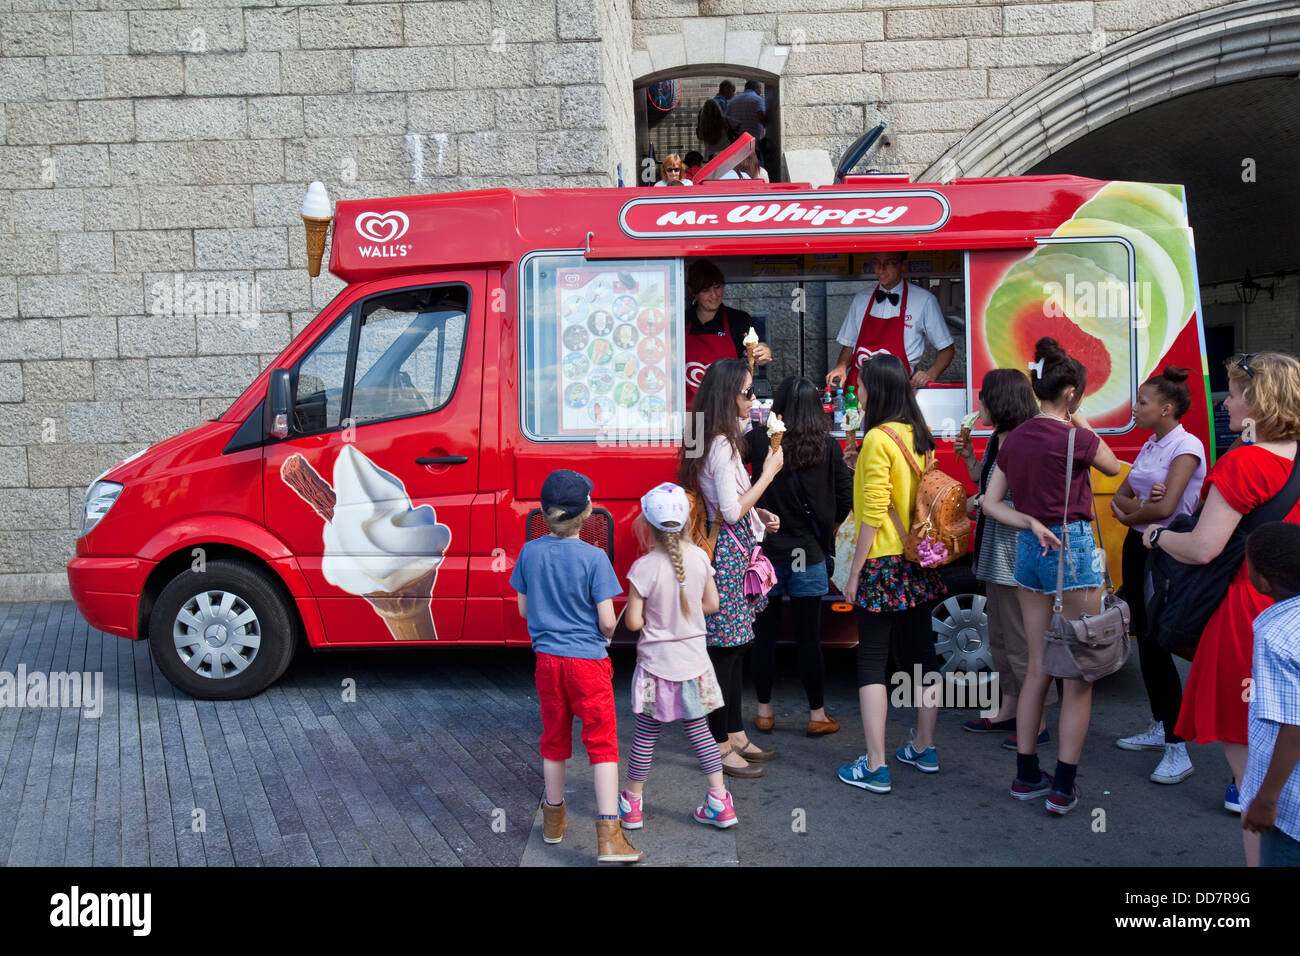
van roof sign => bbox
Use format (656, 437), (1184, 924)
(617, 189), (951, 239)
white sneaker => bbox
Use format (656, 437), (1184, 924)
(1150, 742), (1194, 784)
(1117, 720), (1166, 752)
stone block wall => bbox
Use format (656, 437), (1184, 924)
(0, 1), (635, 598)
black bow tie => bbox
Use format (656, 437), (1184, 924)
(874, 288), (899, 305)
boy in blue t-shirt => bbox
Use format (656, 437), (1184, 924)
(1242, 522), (1300, 867)
(510, 469), (642, 864)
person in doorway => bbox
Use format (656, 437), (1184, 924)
(654, 154), (693, 187)
(726, 80), (767, 166)
(826, 252), (954, 391)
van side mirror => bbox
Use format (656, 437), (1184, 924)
(265, 368), (292, 440)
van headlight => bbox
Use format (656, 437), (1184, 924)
(79, 481), (123, 537)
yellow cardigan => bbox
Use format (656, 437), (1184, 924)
(853, 421), (926, 559)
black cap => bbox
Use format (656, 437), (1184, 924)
(540, 469), (593, 521)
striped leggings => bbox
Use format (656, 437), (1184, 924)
(626, 712), (723, 781)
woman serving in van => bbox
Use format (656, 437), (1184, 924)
(684, 260), (772, 405)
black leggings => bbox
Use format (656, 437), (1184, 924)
(752, 596), (826, 710)
(1122, 528), (1184, 742)
(707, 643), (749, 742)
(856, 603), (939, 688)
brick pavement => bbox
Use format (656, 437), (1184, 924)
(0, 602), (546, 866)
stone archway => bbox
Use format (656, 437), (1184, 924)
(923, 0), (1300, 181)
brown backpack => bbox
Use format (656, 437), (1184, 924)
(684, 489), (721, 561)
(878, 426), (970, 567)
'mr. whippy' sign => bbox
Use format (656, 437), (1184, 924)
(618, 190), (950, 239)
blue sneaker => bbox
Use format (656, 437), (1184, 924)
(1225, 782), (1241, 814)
(838, 754), (891, 792)
(895, 736), (939, 773)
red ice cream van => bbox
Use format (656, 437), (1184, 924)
(68, 146), (1213, 699)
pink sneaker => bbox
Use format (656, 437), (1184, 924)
(618, 790), (643, 830)
(693, 790), (738, 829)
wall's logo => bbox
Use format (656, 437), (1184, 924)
(355, 210), (410, 243)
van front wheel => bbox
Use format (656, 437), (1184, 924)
(148, 560), (297, 700)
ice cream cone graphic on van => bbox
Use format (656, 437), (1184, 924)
(281, 446), (451, 641)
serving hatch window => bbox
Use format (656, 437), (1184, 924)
(521, 253), (684, 441)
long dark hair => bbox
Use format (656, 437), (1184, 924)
(860, 354), (934, 454)
(679, 358), (749, 493)
(981, 368), (1038, 433)
(1031, 336), (1087, 403)
(771, 376), (829, 471)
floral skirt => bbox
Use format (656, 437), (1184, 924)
(706, 519), (767, 647)
(854, 554), (947, 612)
(631, 663), (725, 721)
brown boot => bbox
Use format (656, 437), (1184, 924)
(541, 798), (566, 844)
(596, 819), (644, 864)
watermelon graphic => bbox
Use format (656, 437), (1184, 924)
(985, 253), (1149, 418)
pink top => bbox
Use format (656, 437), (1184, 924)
(627, 545), (716, 681)
(699, 433), (765, 540)
(1125, 424), (1206, 532)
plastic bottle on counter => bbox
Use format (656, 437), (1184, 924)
(832, 388), (845, 429)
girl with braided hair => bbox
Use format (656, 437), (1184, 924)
(618, 483), (740, 830)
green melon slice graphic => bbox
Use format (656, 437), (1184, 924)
(985, 253), (1147, 418)
(1050, 217), (1181, 378)
(1074, 182), (1197, 353)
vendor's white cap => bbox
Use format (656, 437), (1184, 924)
(301, 181), (331, 219)
(640, 482), (690, 532)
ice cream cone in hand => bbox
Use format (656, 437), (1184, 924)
(959, 411), (979, 444)
(743, 326), (759, 371)
(842, 407), (861, 450)
(767, 414), (786, 451)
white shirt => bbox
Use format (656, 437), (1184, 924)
(1125, 423), (1206, 533)
(654, 179), (693, 187)
(835, 281), (952, 366)
(700, 434), (765, 540)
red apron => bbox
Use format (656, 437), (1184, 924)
(685, 307), (737, 405)
(847, 283), (911, 386)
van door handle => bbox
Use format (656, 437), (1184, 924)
(416, 455), (469, 465)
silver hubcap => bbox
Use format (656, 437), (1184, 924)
(173, 590), (261, 679)
(931, 594), (993, 674)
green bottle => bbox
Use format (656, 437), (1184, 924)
(845, 386), (858, 411)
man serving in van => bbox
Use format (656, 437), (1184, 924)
(826, 252), (954, 391)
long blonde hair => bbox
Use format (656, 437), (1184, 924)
(634, 515), (692, 615)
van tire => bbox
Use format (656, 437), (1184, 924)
(148, 559), (297, 700)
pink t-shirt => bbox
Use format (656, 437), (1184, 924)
(627, 544), (715, 682)
(1126, 423), (1206, 532)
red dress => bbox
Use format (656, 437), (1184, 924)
(1174, 444), (1300, 745)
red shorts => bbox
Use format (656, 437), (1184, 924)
(535, 652), (619, 764)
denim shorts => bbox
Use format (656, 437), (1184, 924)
(1014, 522), (1104, 593)
(770, 557), (829, 598)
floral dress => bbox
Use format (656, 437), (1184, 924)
(706, 518), (767, 647)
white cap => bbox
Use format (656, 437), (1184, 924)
(640, 482), (690, 532)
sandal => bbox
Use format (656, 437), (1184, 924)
(732, 740), (776, 762)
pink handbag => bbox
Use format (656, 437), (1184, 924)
(723, 522), (776, 600)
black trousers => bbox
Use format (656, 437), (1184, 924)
(1122, 528), (1184, 742)
(856, 602), (939, 688)
(707, 643), (749, 742)
(752, 596), (826, 710)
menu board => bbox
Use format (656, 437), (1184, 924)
(556, 265), (675, 435)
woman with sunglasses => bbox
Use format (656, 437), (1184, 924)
(1143, 352), (1300, 863)
(654, 154), (693, 187)
(678, 358), (784, 777)
(684, 260), (772, 406)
